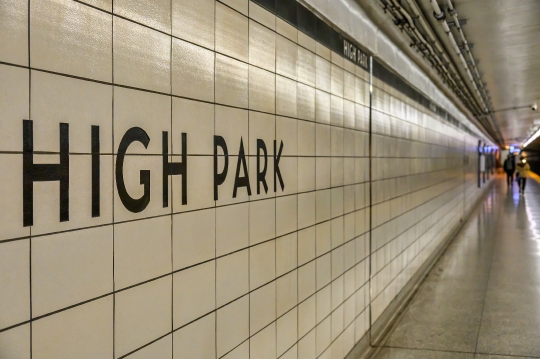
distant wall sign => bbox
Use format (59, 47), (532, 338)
(22, 120), (285, 227)
(343, 39), (368, 69)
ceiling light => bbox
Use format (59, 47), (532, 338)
(522, 128), (540, 148)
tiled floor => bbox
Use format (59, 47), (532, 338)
(374, 175), (540, 359)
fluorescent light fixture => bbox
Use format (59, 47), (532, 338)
(523, 128), (540, 148)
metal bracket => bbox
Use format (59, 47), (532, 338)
(448, 19), (467, 27)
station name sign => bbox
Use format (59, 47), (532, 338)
(343, 39), (369, 69)
(22, 120), (285, 227)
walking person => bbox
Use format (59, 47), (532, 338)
(503, 155), (515, 187)
(516, 156), (531, 194)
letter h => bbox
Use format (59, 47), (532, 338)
(23, 120), (69, 227)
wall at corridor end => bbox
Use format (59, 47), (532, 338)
(0, 0), (494, 358)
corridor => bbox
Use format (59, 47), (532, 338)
(375, 176), (540, 358)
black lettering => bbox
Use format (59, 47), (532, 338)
(23, 120), (69, 227)
(163, 131), (187, 207)
(214, 136), (229, 201)
(256, 139), (268, 195)
(274, 140), (284, 192)
(116, 127), (150, 213)
(233, 138), (251, 198)
(91, 126), (100, 217)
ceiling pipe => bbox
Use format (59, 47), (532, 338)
(441, 0), (503, 142)
(380, 0), (484, 117)
(430, 0), (489, 114)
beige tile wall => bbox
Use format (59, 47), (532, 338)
(0, 0), (492, 358)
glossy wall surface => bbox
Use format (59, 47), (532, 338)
(0, 0), (492, 358)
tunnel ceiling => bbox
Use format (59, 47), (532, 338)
(360, 0), (540, 148)
(415, 0), (540, 147)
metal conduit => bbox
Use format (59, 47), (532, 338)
(430, 0), (489, 113)
(379, 0), (487, 119)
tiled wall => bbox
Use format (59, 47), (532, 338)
(0, 0), (492, 358)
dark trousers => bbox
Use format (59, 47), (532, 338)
(519, 177), (527, 192)
(506, 171), (514, 185)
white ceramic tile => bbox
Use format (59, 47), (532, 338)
(217, 295), (249, 357)
(115, 277), (171, 358)
(32, 296), (113, 359)
(78, 0), (111, 11)
(30, 154), (114, 235)
(249, 66), (276, 113)
(298, 261), (316, 303)
(276, 270), (297, 317)
(221, 0), (248, 15)
(172, 39), (215, 102)
(316, 284), (331, 324)
(277, 156), (298, 196)
(216, 2), (249, 62)
(249, 198), (275, 245)
(113, 154), (171, 222)
(249, 2), (275, 30)
(330, 64), (344, 97)
(215, 54), (249, 107)
(0, 240), (29, 329)
(172, 98), (214, 155)
(0, 324), (30, 359)
(298, 120), (315, 156)
(315, 56), (331, 92)
(172, 208), (215, 270)
(114, 0), (171, 33)
(277, 307), (297, 356)
(276, 116), (298, 156)
(31, 71), (112, 154)
(0, 0), (27, 66)
(32, 227), (112, 317)
(298, 192), (316, 229)
(276, 35), (297, 80)
(276, 75), (297, 117)
(298, 295), (316, 338)
(297, 83), (316, 121)
(276, 18), (297, 42)
(249, 111), (275, 156)
(298, 157), (315, 193)
(276, 233), (297, 276)
(113, 17), (170, 93)
(331, 277), (344, 311)
(315, 222), (331, 256)
(298, 31), (316, 53)
(298, 47), (316, 87)
(250, 240), (276, 289)
(316, 189), (331, 223)
(276, 195), (298, 237)
(250, 322), (276, 359)
(316, 90), (331, 124)
(316, 253), (331, 290)
(0, 155), (29, 241)
(216, 203), (249, 256)
(172, 0), (214, 48)
(330, 95), (344, 127)
(281, 344), (298, 359)
(298, 328), (316, 359)
(0, 65), (28, 153)
(250, 281), (276, 334)
(125, 335), (172, 359)
(114, 86), (170, 155)
(173, 261), (215, 328)
(216, 249), (249, 306)
(249, 20), (275, 72)
(316, 317), (331, 357)
(172, 155), (215, 212)
(30, 0), (112, 82)
(174, 313), (215, 359)
(114, 216), (171, 289)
